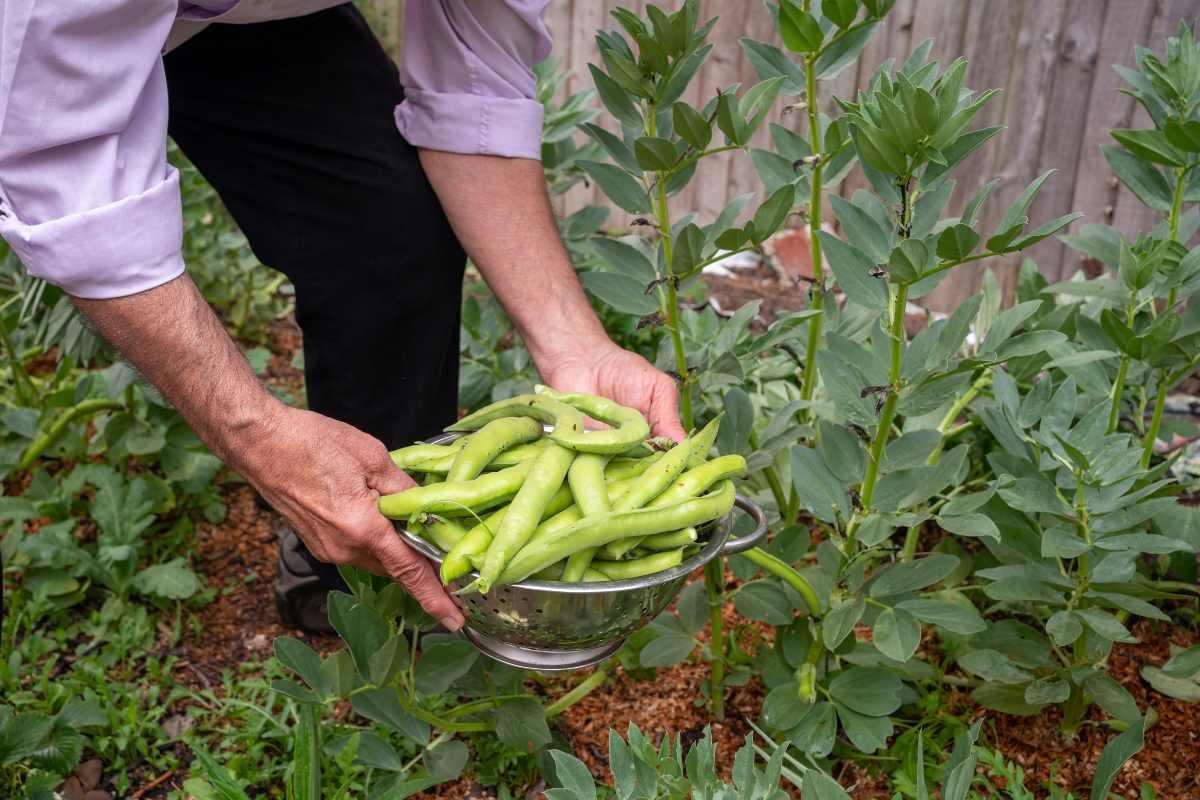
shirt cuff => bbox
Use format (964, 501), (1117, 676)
(0, 167), (185, 299)
(395, 89), (544, 160)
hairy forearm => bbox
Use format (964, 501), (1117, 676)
(72, 274), (280, 470)
(417, 150), (609, 366)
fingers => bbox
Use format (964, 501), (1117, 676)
(366, 521), (466, 630)
(365, 440), (419, 495)
(649, 376), (688, 442)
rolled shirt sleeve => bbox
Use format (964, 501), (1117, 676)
(396, 0), (552, 160)
(0, 1), (183, 299)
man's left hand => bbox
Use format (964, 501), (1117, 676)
(539, 345), (688, 442)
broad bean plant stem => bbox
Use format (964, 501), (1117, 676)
(647, 104), (720, 717)
(1106, 302), (1137, 435)
(926, 369), (992, 466)
(1140, 166), (1187, 466)
(798, 40), (826, 419)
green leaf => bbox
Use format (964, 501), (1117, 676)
(763, 681), (813, 729)
(130, 557), (199, 600)
(818, 421), (867, 483)
(873, 606), (921, 661)
(549, 750), (598, 800)
(818, 231), (889, 310)
(983, 578), (1065, 605)
(740, 39), (806, 95)
(888, 239), (928, 284)
(672, 102), (712, 150)
(327, 592), (390, 680)
(815, 22), (880, 80)
(790, 446), (851, 524)
(578, 161), (650, 214)
(1090, 717), (1145, 800)
(639, 633), (695, 667)
(822, 0), (858, 28)
(414, 638), (478, 694)
(425, 740), (469, 782)
(897, 599), (986, 634)
(1163, 645), (1200, 678)
(578, 271), (659, 316)
(1164, 117), (1200, 152)
(588, 64), (641, 129)
(1024, 677), (1071, 705)
(1111, 127), (1185, 166)
(494, 697), (552, 750)
(1102, 145), (1173, 211)
(958, 650), (1034, 684)
(778, 1), (824, 53)
(971, 683), (1043, 716)
(830, 194), (891, 264)
(870, 554), (960, 597)
(633, 136), (676, 171)
(937, 513), (1000, 541)
(936, 224), (981, 261)
(1086, 674), (1141, 723)
(350, 687), (430, 744)
(1046, 610), (1084, 646)
(1074, 608), (1137, 643)
(734, 580), (795, 625)
(823, 597), (866, 649)
(827, 667), (903, 716)
(750, 184), (796, 244)
(835, 703), (893, 753)
(274, 637), (329, 697)
(802, 770), (852, 800)
(1140, 666), (1200, 701)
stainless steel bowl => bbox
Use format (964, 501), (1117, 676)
(395, 460), (766, 671)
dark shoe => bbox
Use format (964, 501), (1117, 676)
(275, 525), (348, 635)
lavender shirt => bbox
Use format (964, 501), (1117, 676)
(0, 1), (552, 299)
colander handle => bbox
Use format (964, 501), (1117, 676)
(720, 495), (768, 556)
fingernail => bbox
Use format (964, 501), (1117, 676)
(440, 615), (464, 631)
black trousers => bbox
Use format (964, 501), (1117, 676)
(165, 5), (466, 581)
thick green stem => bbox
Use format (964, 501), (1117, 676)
(750, 430), (790, 520)
(17, 398), (124, 471)
(860, 283), (908, 514)
(798, 50), (825, 416)
(0, 314), (36, 407)
(704, 558), (726, 719)
(1141, 378), (1168, 468)
(1106, 302), (1137, 435)
(1140, 168), (1186, 461)
(742, 547), (823, 616)
(545, 665), (608, 717)
(926, 370), (992, 466)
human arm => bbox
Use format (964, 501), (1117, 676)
(396, 1), (686, 440)
(72, 276), (466, 630)
(0, 3), (463, 628)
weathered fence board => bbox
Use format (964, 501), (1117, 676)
(368, 0), (1200, 311)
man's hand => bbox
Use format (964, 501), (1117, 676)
(243, 406), (466, 630)
(539, 345), (687, 442)
(416, 150), (687, 441)
(72, 275), (465, 630)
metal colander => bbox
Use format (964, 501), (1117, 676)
(395, 493), (766, 671)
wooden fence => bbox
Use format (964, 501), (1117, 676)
(368, 0), (1200, 311)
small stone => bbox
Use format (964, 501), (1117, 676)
(246, 633), (271, 653)
(76, 759), (103, 790)
(163, 713), (194, 739)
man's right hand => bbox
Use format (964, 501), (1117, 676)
(71, 275), (464, 631)
(245, 405), (466, 631)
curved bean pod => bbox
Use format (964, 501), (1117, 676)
(378, 460), (533, 519)
(603, 452), (663, 482)
(388, 437), (468, 469)
(638, 527), (698, 550)
(535, 385), (650, 454)
(447, 417), (543, 482)
(476, 442), (576, 593)
(601, 453), (746, 559)
(498, 480), (736, 586)
(685, 413), (721, 467)
(561, 453), (612, 582)
(405, 439), (549, 475)
(408, 513), (468, 552)
(592, 548), (685, 580)
(446, 394), (585, 440)
(438, 484), (574, 583)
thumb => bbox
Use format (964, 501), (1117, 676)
(650, 379), (688, 442)
(369, 522), (466, 630)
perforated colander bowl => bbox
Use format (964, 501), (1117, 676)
(393, 436), (766, 670)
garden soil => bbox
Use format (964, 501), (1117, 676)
(116, 314), (1200, 799)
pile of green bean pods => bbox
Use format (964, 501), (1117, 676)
(379, 386), (745, 594)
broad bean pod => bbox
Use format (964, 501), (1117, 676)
(600, 453), (745, 559)
(534, 385), (650, 455)
(475, 442), (576, 593)
(446, 417), (542, 482)
(388, 437), (468, 469)
(378, 460), (533, 518)
(438, 484), (574, 583)
(497, 481), (736, 586)
(446, 394), (585, 441)
(408, 513), (468, 552)
(638, 527), (698, 550)
(592, 548), (685, 580)
(405, 440), (549, 475)
(561, 453), (611, 582)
